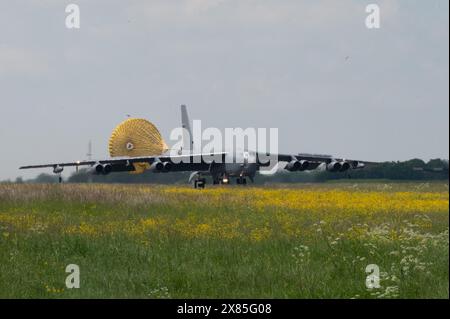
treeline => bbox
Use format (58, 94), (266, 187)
(7, 158), (449, 185)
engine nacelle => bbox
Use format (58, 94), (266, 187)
(285, 160), (301, 171)
(103, 164), (112, 175)
(327, 161), (342, 172)
(285, 160), (311, 171)
(94, 163), (104, 174)
(340, 161), (351, 172)
(149, 161), (164, 172)
(53, 165), (64, 174)
(92, 163), (112, 175)
(299, 160), (310, 171)
(351, 161), (364, 169)
(162, 162), (172, 172)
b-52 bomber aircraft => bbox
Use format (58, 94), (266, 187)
(20, 105), (376, 188)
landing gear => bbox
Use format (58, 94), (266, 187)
(194, 177), (206, 189)
(211, 175), (229, 186)
(220, 175), (230, 185)
(196, 174), (251, 187)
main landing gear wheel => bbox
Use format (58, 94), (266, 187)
(194, 178), (206, 189)
(237, 177), (247, 185)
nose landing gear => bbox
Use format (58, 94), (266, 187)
(236, 177), (247, 185)
(221, 176), (230, 185)
(214, 174), (230, 185)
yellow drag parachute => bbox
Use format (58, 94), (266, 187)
(109, 118), (168, 174)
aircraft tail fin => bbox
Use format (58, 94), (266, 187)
(181, 104), (193, 153)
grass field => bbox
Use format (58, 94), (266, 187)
(0, 182), (448, 298)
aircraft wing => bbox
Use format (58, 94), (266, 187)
(19, 152), (228, 173)
(20, 161), (97, 169)
(274, 153), (379, 171)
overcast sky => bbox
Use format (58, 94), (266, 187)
(0, 0), (448, 180)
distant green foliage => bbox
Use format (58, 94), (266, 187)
(33, 173), (60, 184)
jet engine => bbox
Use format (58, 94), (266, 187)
(162, 162), (172, 172)
(103, 164), (113, 174)
(351, 161), (364, 169)
(53, 165), (64, 174)
(92, 163), (112, 175)
(285, 160), (301, 171)
(327, 161), (342, 172)
(149, 161), (172, 172)
(340, 161), (351, 172)
(299, 160), (310, 171)
(285, 160), (310, 171)
(94, 163), (104, 174)
(149, 161), (164, 172)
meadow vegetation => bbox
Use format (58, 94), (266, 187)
(0, 182), (448, 298)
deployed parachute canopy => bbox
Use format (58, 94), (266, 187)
(109, 118), (168, 174)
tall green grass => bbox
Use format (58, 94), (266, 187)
(0, 183), (448, 298)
